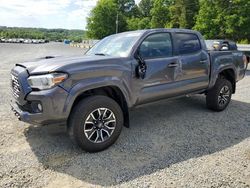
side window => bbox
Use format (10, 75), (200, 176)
(139, 33), (173, 59)
(176, 33), (201, 55)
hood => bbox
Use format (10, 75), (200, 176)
(17, 55), (119, 74)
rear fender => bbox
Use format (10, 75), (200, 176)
(208, 65), (237, 90)
(208, 52), (238, 90)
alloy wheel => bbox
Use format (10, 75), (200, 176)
(218, 85), (230, 107)
(84, 108), (116, 143)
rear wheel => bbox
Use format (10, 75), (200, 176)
(206, 78), (233, 111)
(68, 96), (123, 152)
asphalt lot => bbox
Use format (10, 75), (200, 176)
(0, 43), (250, 188)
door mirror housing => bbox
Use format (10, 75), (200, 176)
(135, 51), (147, 79)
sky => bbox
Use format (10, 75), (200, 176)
(0, 0), (141, 30)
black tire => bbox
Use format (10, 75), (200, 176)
(68, 95), (123, 152)
(206, 78), (233, 111)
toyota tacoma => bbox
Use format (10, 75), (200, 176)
(11, 29), (249, 152)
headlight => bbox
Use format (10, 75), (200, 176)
(28, 73), (68, 90)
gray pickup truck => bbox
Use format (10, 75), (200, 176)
(11, 29), (249, 152)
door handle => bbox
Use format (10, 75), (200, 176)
(168, 62), (178, 68)
(200, 60), (207, 64)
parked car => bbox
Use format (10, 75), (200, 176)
(10, 29), (249, 152)
(64, 39), (71, 44)
(38, 39), (45, 43)
(205, 40), (237, 51)
(32, 39), (39, 44)
(25, 39), (32, 44)
(18, 38), (24, 43)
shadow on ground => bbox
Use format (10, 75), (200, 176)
(24, 74), (250, 186)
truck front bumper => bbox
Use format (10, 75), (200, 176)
(11, 102), (44, 124)
(11, 86), (69, 125)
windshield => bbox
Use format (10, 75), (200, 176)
(86, 31), (143, 57)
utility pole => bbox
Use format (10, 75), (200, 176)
(116, 12), (119, 34)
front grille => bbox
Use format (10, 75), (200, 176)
(11, 74), (21, 99)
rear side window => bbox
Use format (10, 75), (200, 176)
(139, 33), (173, 59)
(176, 33), (201, 55)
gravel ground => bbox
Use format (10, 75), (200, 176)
(0, 43), (249, 188)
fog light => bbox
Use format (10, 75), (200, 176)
(30, 101), (43, 113)
(37, 103), (43, 112)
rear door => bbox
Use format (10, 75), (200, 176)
(173, 32), (210, 90)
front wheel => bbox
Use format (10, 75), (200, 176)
(206, 78), (233, 111)
(68, 96), (123, 152)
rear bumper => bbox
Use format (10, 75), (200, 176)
(11, 86), (69, 125)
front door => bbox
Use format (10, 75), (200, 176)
(134, 32), (182, 104)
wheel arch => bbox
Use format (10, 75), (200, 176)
(67, 85), (130, 128)
(209, 66), (237, 94)
(218, 68), (236, 93)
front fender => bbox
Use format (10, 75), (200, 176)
(63, 76), (132, 117)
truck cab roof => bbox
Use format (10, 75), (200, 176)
(113, 28), (202, 36)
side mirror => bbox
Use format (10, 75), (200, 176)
(135, 51), (147, 79)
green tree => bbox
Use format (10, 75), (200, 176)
(116, 0), (135, 13)
(127, 18), (141, 30)
(86, 0), (126, 39)
(87, 0), (137, 39)
(193, 0), (220, 39)
(138, 17), (151, 29)
(0, 27), (85, 41)
(138, 0), (154, 17)
(221, 0), (250, 41)
(127, 17), (151, 30)
(115, 0), (139, 18)
(194, 0), (250, 42)
(169, 0), (199, 29)
(150, 0), (171, 28)
(126, 0), (152, 30)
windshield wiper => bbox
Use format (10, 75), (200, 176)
(94, 53), (106, 56)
